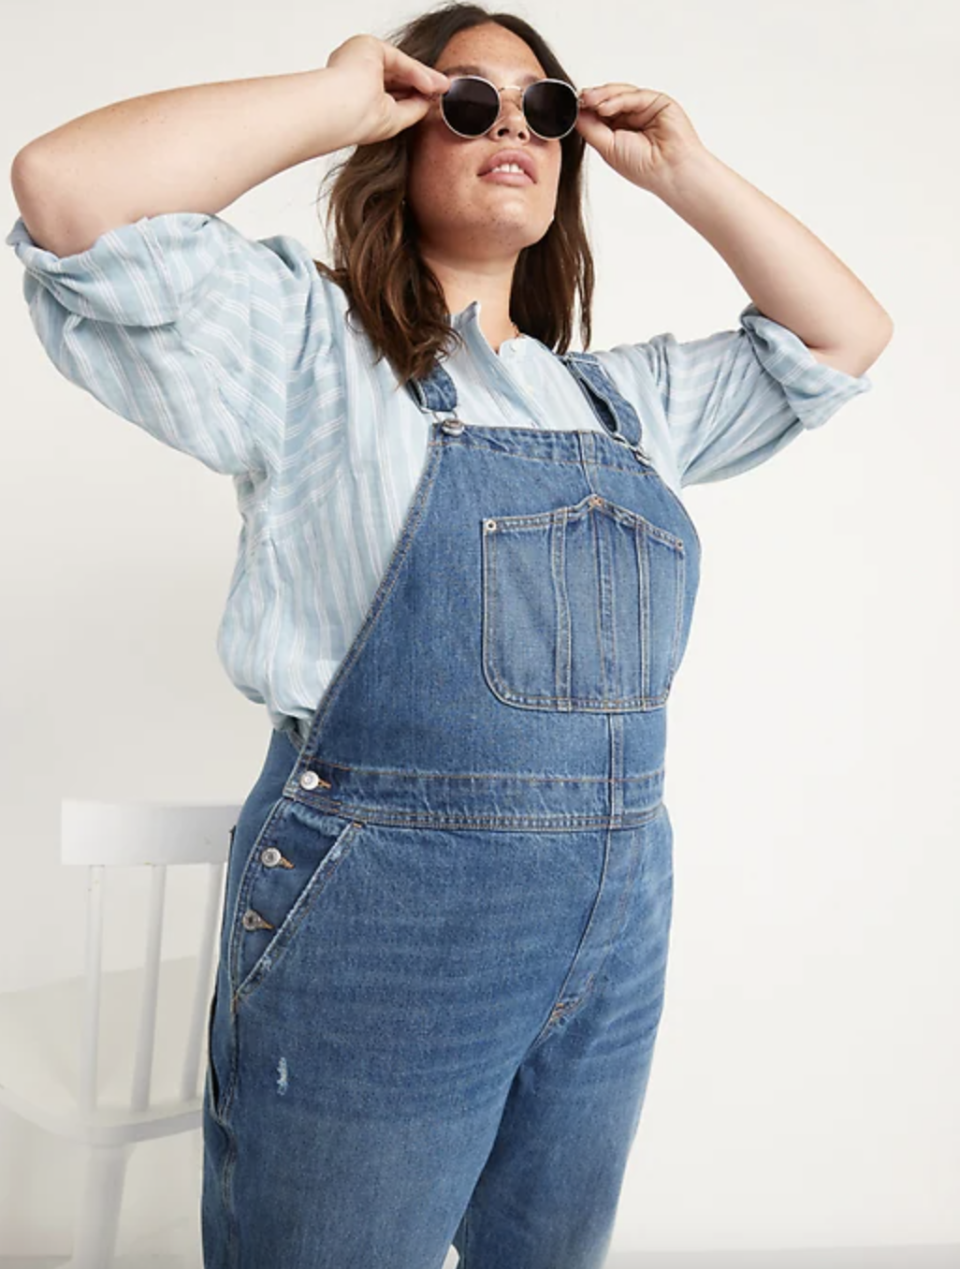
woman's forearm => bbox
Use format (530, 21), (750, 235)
(10, 66), (361, 256)
(653, 148), (893, 375)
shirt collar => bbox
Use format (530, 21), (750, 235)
(448, 298), (528, 357)
(448, 298), (481, 329)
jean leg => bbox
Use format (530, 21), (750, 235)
(453, 810), (674, 1269)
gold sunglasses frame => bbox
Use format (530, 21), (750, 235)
(437, 74), (583, 140)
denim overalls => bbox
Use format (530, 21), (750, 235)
(201, 343), (702, 1269)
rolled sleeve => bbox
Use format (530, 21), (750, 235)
(597, 301), (873, 489)
(6, 211), (335, 476)
(738, 303), (873, 432)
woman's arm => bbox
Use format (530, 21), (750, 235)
(654, 149), (894, 378)
(576, 86), (892, 377)
(9, 66), (361, 257)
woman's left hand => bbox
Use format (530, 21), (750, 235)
(575, 85), (707, 192)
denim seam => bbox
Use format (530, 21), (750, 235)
(669, 546), (685, 690)
(279, 801), (664, 832)
(221, 1133), (240, 1266)
(526, 821), (619, 1050)
(292, 761), (663, 783)
(592, 509), (609, 699)
(525, 808), (653, 1056)
(482, 678), (671, 711)
(580, 808), (650, 1007)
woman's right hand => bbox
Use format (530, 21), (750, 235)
(325, 34), (451, 147)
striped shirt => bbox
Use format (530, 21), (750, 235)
(6, 211), (873, 743)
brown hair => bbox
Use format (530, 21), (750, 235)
(312, 1), (595, 388)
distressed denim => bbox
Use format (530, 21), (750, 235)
(201, 346), (701, 1268)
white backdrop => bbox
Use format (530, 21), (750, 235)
(0, 0), (956, 1261)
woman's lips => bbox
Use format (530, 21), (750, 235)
(479, 169), (534, 184)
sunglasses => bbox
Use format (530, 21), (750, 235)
(439, 75), (581, 141)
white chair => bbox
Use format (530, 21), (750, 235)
(0, 798), (241, 1268)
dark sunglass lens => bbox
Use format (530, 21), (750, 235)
(523, 81), (578, 138)
(441, 77), (499, 136)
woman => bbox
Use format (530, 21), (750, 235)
(8, 4), (892, 1266)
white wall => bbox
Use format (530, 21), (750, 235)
(1, 0), (955, 1260)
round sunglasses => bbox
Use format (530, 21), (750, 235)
(439, 74), (581, 141)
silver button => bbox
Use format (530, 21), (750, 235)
(241, 908), (274, 932)
(440, 417), (465, 435)
(261, 846), (283, 868)
(484, 519), (497, 531)
(299, 770), (320, 790)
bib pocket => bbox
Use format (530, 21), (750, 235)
(481, 494), (685, 711)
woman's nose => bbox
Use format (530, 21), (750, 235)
(492, 87), (527, 133)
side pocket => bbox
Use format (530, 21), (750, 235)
(204, 978), (223, 1123)
(231, 803), (366, 1006)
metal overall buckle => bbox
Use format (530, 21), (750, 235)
(605, 425), (651, 465)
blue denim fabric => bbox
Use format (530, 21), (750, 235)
(201, 346), (701, 1268)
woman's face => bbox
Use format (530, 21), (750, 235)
(406, 23), (563, 264)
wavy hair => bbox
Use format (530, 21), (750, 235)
(313, 1), (594, 387)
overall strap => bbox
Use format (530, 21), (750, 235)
(404, 360), (459, 414)
(557, 350), (650, 462)
(405, 348), (650, 465)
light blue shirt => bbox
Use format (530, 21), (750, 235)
(7, 211), (872, 742)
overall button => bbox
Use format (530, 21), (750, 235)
(241, 908), (275, 932)
(299, 770), (331, 790)
(440, 417), (465, 435)
(260, 846), (283, 868)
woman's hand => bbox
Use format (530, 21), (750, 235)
(325, 34), (450, 148)
(576, 85), (708, 192)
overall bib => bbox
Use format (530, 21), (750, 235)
(201, 344), (702, 1269)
